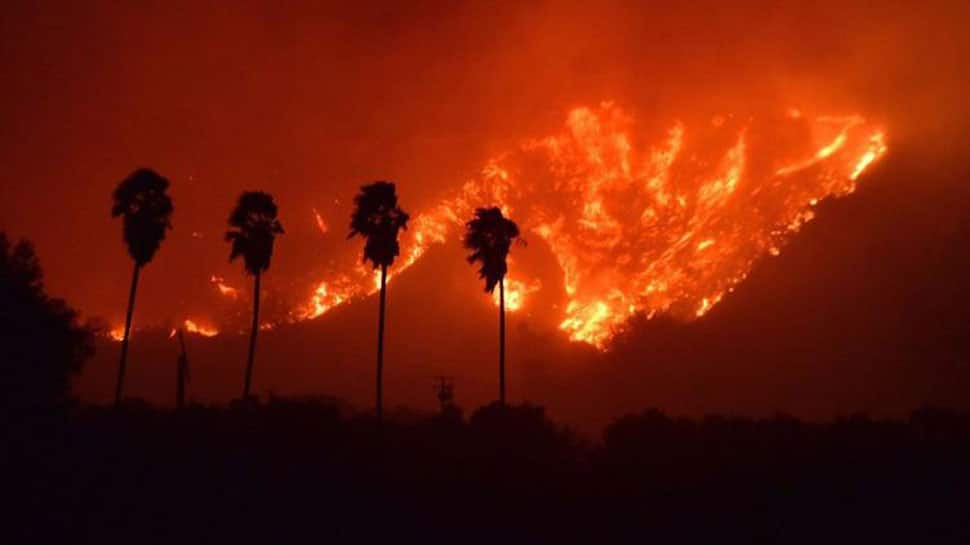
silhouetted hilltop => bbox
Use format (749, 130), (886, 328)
(592, 138), (970, 425)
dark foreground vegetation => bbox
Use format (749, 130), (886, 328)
(6, 400), (970, 543)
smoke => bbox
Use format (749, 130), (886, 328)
(4, 1), (970, 426)
(3, 1), (960, 323)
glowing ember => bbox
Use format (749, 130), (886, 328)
(107, 326), (125, 342)
(210, 275), (240, 299)
(312, 208), (329, 234)
(292, 102), (887, 349)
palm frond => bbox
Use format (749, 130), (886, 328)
(348, 181), (410, 268)
(463, 207), (520, 293)
(111, 168), (174, 265)
(225, 191), (284, 276)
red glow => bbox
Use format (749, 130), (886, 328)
(285, 103), (886, 348)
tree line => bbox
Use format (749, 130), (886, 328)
(110, 169), (522, 420)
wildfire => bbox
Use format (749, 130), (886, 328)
(107, 326), (125, 342)
(301, 276), (361, 319)
(183, 319), (219, 337)
(522, 104), (886, 346)
(107, 321), (218, 341)
(493, 275), (541, 312)
(291, 102), (886, 349)
(312, 208), (329, 234)
(850, 131), (888, 181)
(293, 164), (512, 320)
(169, 319), (220, 338)
(210, 275), (240, 299)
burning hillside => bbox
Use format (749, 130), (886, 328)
(280, 102), (886, 347)
(103, 102), (886, 348)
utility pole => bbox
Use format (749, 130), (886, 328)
(433, 376), (455, 412)
(176, 328), (190, 409)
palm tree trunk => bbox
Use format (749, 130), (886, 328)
(499, 276), (506, 406)
(114, 262), (141, 408)
(376, 264), (387, 423)
(243, 271), (261, 400)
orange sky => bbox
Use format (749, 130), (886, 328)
(0, 1), (964, 324)
(2, 1), (969, 431)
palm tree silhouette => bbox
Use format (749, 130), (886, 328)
(111, 168), (173, 408)
(348, 181), (409, 423)
(463, 207), (520, 406)
(225, 191), (284, 401)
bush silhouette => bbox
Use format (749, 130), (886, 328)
(0, 232), (92, 414)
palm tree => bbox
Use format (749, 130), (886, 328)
(463, 207), (520, 406)
(348, 181), (409, 423)
(111, 168), (173, 408)
(225, 191), (284, 401)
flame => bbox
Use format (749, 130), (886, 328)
(289, 102), (886, 349)
(210, 275), (240, 299)
(695, 292), (725, 317)
(293, 162), (512, 320)
(183, 319), (219, 337)
(520, 104), (886, 346)
(312, 208), (329, 234)
(492, 275), (541, 312)
(850, 131), (888, 181)
(302, 276), (360, 319)
(107, 322), (219, 341)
